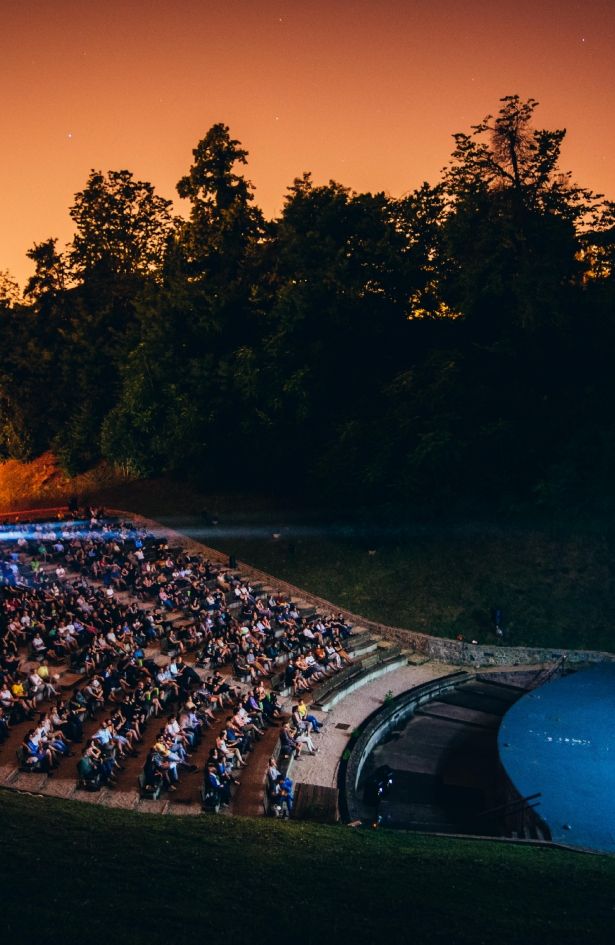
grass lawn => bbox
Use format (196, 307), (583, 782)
(1, 789), (614, 945)
(2, 455), (615, 652)
(90, 477), (615, 653)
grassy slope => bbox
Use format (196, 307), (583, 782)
(204, 526), (615, 651)
(1, 790), (614, 945)
(91, 477), (615, 652)
(2, 456), (615, 651)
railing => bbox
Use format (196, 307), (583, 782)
(477, 791), (542, 821)
(528, 654), (568, 690)
(496, 765), (552, 841)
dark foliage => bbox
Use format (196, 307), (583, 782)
(2, 96), (615, 509)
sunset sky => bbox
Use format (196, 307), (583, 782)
(2, 0), (614, 288)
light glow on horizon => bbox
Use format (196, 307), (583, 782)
(2, 0), (615, 288)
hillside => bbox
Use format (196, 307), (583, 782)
(2, 455), (615, 651)
(1, 790), (613, 945)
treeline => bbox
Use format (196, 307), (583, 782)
(1, 96), (615, 510)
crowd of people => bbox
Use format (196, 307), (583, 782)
(0, 510), (355, 810)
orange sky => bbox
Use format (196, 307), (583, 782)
(2, 0), (614, 288)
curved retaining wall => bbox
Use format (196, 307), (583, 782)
(344, 671), (469, 823)
(4, 504), (614, 670)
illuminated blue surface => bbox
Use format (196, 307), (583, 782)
(498, 664), (615, 853)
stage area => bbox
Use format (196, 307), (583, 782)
(360, 675), (528, 835)
(499, 664), (615, 853)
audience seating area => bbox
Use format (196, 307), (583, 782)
(0, 510), (409, 816)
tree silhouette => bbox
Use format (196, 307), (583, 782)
(69, 169), (173, 283)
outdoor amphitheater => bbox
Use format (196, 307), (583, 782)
(1, 505), (613, 857)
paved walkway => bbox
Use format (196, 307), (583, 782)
(291, 661), (455, 791)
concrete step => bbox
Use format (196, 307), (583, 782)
(314, 652), (410, 712)
(298, 606), (317, 618)
(406, 654), (431, 666)
(377, 641), (402, 659)
(311, 663), (364, 706)
(309, 641), (401, 706)
(361, 652), (381, 671)
(347, 638), (379, 659)
(345, 630), (373, 646)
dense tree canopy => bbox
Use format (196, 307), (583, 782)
(1, 96), (614, 509)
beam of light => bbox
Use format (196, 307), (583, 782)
(0, 521), (137, 543)
(0, 514), (443, 547)
(0, 523), (353, 542)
